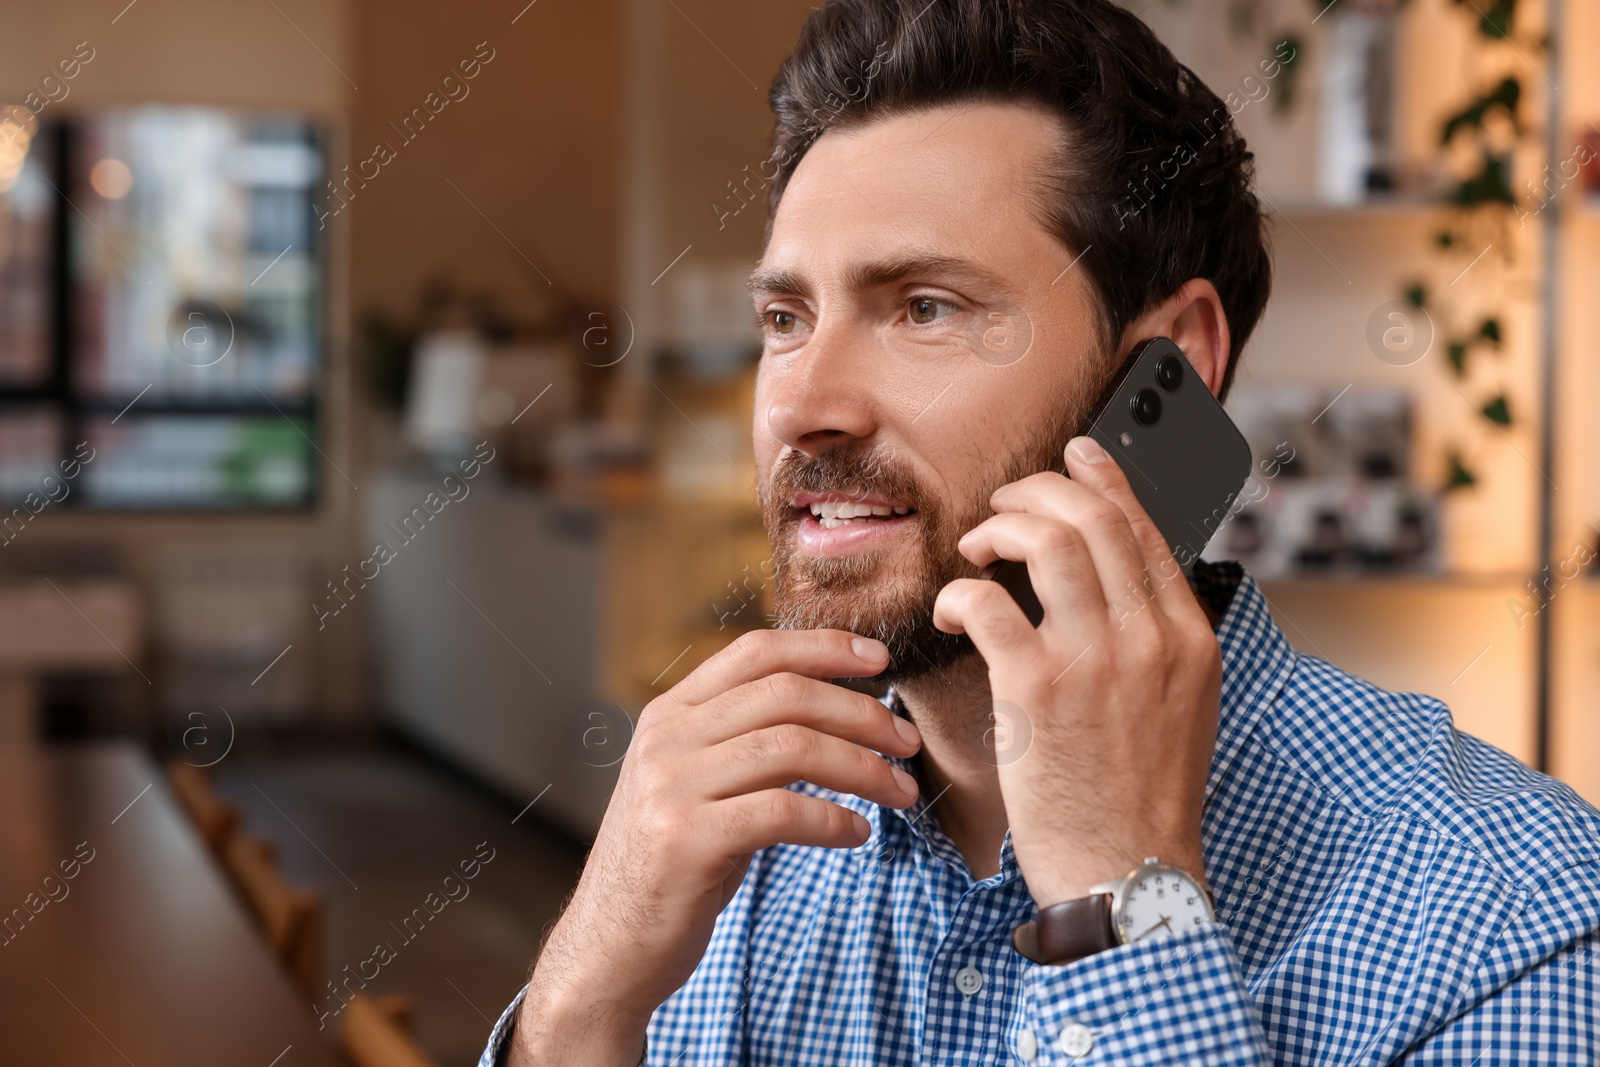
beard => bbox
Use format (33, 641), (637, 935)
(759, 393), (1088, 683)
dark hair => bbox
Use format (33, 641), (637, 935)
(764, 0), (1272, 398)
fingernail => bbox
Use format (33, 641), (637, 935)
(1068, 436), (1108, 464)
(893, 714), (921, 748)
(851, 812), (871, 841)
(851, 636), (889, 663)
(891, 767), (919, 800)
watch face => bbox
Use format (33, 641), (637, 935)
(1113, 864), (1214, 945)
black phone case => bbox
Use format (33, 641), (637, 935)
(986, 338), (1252, 626)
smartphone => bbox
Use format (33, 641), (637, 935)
(984, 337), (1251, 626)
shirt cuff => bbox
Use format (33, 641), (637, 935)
(477, 985), (649, 1066)
(478, 986), (528, 1067)
(1020, 924), (1270, 1065)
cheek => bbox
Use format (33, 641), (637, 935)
(931, 383), (1082, 523)
(891, 394), (1017, 517)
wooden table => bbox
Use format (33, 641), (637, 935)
(0, 743), (343, 1066)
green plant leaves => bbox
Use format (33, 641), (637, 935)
(1480, 394), (1512, 426)
(1440, 77), (1522, 146)
(1446, 450), (1478, 490)
(1451, 0), (1516, 39)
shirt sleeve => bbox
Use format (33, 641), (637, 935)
(1398, 927), (1599, 1064)
(1396, 858), (1600, 1067)
(1020, 923), (1272, 1066)
(477, 987), (527, 1067)
(477, 986), (650, 1067)
(1018, 870), (1600, 1066)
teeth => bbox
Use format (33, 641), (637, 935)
(807, 500), (913, 526)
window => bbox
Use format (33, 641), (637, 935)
(0, 105), (324, 510)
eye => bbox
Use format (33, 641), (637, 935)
(760, 308), (808, 337)
(907, 295), (958, 325)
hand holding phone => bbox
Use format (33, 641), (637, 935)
(932, 350), (1231, 906)
(985, 337), (1251, 626)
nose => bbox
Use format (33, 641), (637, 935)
(761, 320), (879, 459)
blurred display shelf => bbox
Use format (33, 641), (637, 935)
(1253, 0), (1596, 783)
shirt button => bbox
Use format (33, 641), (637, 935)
(1017, 1027), (1039, 1062)
(1056, 1022), (1095, 1057)
(953, 964), (984, 996)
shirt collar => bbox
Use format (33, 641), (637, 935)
(879, 560), (1297, 872)
(1195, 560), (1297, 803)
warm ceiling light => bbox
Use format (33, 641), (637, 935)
(0, 104), (36, 145)
(90, 157), (134, 199)
(0, 109), (30, 194)
(0, 124), (31, 153)
(0, 106), (33, 192)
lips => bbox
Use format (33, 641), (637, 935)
(789, 493), (918, 555)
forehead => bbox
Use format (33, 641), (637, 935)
(759, 101), (1069, 289)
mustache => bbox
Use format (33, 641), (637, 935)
(763, 445), (934, 514)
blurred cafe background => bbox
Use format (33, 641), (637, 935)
(2, 0), (1600, 1063)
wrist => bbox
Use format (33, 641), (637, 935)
(1025, 846), (1207, 909)
(510, 968), (651, 1067)
(1016, 854), (1216, 966)
(1026, 865), (1123, 909)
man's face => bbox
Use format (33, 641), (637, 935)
(752, 102), (1109, 680)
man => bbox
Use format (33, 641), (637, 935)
(485, 1), (1600, 1063)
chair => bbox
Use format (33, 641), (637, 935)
(340, 993), (441, 1067)
(220, 832), (322, 998)
(164, 760), (239, 853)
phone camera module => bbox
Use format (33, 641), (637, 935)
(1130, 388), (1162, 426)
(1155, 355), (1184, 391)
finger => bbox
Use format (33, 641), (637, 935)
(693, 725), (919, 810)
(957, 512), (1106, 626)
(696, 673), (920, 757)
(989, 465), (1155, 620)
(1061, 436), (1198, 619)
(707, 789), (874, 854)
(675, 628), (889, 706)
(933, 576), (1041, 667)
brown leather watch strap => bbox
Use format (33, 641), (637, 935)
(1011, 894), (1116, 965)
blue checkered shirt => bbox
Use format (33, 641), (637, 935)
(481, 561), (1600, 1064)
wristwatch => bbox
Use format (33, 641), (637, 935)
(1012, 857), (1216, 965)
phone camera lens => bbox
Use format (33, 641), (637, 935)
(1155, 355), (1184, 391)
(1130, 388), (1162, 426)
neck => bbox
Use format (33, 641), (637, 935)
(893, 653), (1008, 881)
(892, 578), (1224, 883)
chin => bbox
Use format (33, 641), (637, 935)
(770, 555), (977, 683)
(878, 631), (978, 685)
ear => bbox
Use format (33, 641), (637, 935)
(1116, 279), (1231, 398)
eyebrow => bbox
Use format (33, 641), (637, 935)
(746, 252), (1011, 301)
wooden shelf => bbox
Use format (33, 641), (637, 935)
(1260, 193), (1443, 221)
(1255, 571), (1532, 590)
